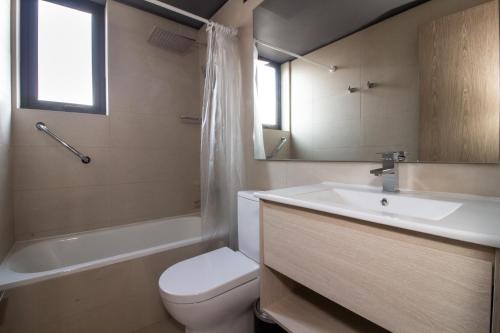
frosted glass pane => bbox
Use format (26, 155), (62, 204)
(38, 0), (93, 105)
(257, 60), (278, 126)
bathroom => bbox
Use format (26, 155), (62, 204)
(0, 0), (499, 332)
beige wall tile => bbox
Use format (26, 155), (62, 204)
(12, 109), (109, 148)
(107, 38), (200, 118)
(311, 147), (363, 161)
(108, 147), (199, 185)
(245, 160), (287, 191)
(110, 112), (192, 148)
(402, 163), (500, 197)
(361, 108), (418, 147)
(108, 180), (198, 225)
(14, 186), (111, 240)
(13, 146), (111, 190)
(285, 162), (381, 188)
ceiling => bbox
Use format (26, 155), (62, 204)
(115, 0), (229, 29)
(254, 0), (429, 63)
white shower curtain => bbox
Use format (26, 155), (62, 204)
(253, 44), (266, 160)
(201, 23), (245, 249)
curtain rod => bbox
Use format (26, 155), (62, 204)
(143, 0), (210, 25)
(255, 39), (337, 73)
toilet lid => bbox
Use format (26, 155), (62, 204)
(159, 247), (259, 304)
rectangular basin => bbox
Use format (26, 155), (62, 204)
(255, 182), (500, 248)
(295, 188), (462, 221)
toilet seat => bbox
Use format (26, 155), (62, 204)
(159, 247), (259, 304)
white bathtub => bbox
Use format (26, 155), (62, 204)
(0, 215), (202, 290)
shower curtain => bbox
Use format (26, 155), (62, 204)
(253, 44), (266, 160)
(201, 23), (245, 249)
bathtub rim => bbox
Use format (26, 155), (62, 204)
(13, 212), (200, 244)
(0, 213), (203, 290)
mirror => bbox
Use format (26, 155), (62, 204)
(253, 0), (500, 163)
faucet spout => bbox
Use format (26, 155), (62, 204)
(369, 167), (395, 176)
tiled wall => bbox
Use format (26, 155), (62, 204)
(0, 0), (13, 260)
(289, 19), (419, 160)
(11, 0), (202, 240)
(212, 0), (500, 198)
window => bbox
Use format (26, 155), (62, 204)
(20, 0), (106, 114)
(256, 58), (281, 129)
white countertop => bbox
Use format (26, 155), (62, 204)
(255, 182), (500, 249)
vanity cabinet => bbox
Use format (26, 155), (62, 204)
(260, 201), (497, 333)
(494, 250), (500, 332)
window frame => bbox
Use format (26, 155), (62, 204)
(20, 0), (106, 115)
(257, 57), (282, 130)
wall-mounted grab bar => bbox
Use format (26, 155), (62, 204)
(35, 122), (91, 164)
(267, 136), (288, 159)
(180, 116), (201, 124)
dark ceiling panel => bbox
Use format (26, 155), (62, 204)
(254, 0), (429, 63)
(116, 0), (229, 29)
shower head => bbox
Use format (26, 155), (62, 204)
(148, 26), (196, 54)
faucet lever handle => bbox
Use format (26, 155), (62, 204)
(376, 151), (407, 162)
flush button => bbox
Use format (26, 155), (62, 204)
(381, 198), (389, 206)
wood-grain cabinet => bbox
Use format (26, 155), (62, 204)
(259, 201), (499, 333)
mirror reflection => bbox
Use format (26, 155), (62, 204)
(253, 0), (500, 163)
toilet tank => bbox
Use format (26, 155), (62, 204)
(237, 191), (260, 263)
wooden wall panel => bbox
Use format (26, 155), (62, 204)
(418, 1), (500, 162)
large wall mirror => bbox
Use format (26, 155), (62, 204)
(252, 0), (500, 163)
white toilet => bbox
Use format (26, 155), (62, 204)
(159, 191), (260, 333)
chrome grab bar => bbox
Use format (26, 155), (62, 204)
(180, 116), (201, 124)
(35, 122), (91, 164)
(267, 136), (288, 159)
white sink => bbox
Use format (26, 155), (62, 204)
(295, 188), (462, 221)
(255, 182), (500, 248)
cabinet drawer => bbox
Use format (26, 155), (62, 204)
(262, 202), (494, 333)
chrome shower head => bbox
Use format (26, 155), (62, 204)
(148, 26), (196, 54)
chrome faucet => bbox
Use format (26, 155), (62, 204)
(370, 152), (406, 193)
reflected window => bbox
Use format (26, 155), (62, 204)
(20, 0), (106, 114)
(257, 59), (281, 129)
